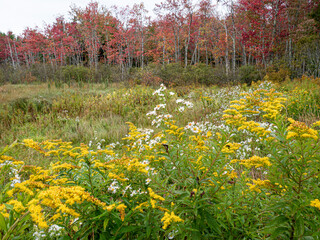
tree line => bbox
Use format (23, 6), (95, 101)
(0, 0), (320, 81)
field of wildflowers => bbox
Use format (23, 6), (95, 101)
(1, 78), (320, 239)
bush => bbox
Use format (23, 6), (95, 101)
(61, 65), (91, 83)
(184, 63), (216, 85)
(0, 68), (4, 84)
(211, 65), (229, 85)
(239, 65), (261, 85)
(265, 65), (291, 82)
(158, 63), (184, 86)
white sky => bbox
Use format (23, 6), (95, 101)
(0, 0), (223, 36)
(0, 0), (160, 35)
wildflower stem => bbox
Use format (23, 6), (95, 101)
(199, 149), (222, 182)
(3, 210), (30, 240)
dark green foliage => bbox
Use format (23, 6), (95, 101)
(239, 65), (261, 85)
(61, 65), (92, 83)
(310, 2), (320, 28)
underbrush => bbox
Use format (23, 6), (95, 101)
(1, 78), (320, 239)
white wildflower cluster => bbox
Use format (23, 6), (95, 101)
(148, 135), (164, 148)
(201, 86), (243, 121)
(146, 165), (157, 176)
(147, 104), (167, 117)
(122, 185), (132, 195)
(0, 161), (22, 187)
(147, 84), (175, 128)
(207, 86), (242, 108)
(88, 131), (107, 149)
(48, 225), (64, 238)
(108, 180), (120, 194)
(236, 137), (259, 159)
(129, 188), (148, 197)
(223, 163), (235, 175)
(256, 81), (274, 91)
(107, 141), (120, 149)
(121, 184), (148, 197)
(168, 230), (179, 239)
(10, 168), (21, 187)
(176, 98), (193, 112)
(33, 225), (64, 240)
(105, 153), (118, 161)
(153, 83), (167, 98)
(33, 230), (46, 240)
(184, 121), (217, 134)
(146, 178), (151, 184)
(127, 128), (155, 151)
(151, 114), (173, 128)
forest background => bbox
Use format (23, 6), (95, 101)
(0, 0), (320, 86)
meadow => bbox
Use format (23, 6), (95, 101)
(1, 77), (320, 239)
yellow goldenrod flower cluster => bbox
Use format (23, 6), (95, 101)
(28, 200), (48, 228)
(239, 156), (272, 169)
(127, 158), (149, 174)
(7, 199), (26, 213)
(108, 172), (128, 182)
(310, 199), (320, 210)
(221, 143), (241, 154)
(7, 168), (53, 197)
(0, 155), (18, 163)
(260, 89), (287, 119)
(52, 162), (77, 171)
(165, 120), (185, 138)
(246, 179), (271, 193)
(313, 121), (320, 127)
(223, 87), (286, 139)
(286, 118), (318, 141)
(116, 204), (127, 221)
(189, 135), (209, 152)
(148, 188), (165, 201)
(23, 139), (45, 153)
(228, 170), (238, 179)
(27, 185), (108, 228)
(25, 139), (115, 160)
(161, 211), (184, 230)
(0, 204), (9, 218)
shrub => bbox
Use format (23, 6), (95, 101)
(239, 65), (261, 85)
(211, 65), (229, 85)
(183, 63), (216, 85)
(61, 65), (91, 83)
(265, 65), (291, 82)
(0, 69), (4, 84)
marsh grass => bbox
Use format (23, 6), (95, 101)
(2, 78), (320, 167)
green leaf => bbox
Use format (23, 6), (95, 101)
(0, 213), (7, 232)
(295, 216), (305, 237)
(301, 236), (314, 240)
(103, 218), (109, 231)
(117, 225), (140, 235)
(146, 225), (151, 238)
(203, 212), (221, 234)
(184, 227), (199, 232)
(270, 215), (289, 226)
(58, 236), (71, 240)
(271, 227), (290, 239)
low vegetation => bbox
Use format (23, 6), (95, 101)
(1, 76), (320, 239)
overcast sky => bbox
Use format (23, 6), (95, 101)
(0, 0), (224, 36)
(0, 0), (165, 35)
